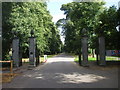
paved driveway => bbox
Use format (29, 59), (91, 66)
(2, 53), (119, 88)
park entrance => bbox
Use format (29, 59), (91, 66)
(11, 28), (107, 68)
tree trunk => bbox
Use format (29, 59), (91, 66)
(78, 53), (81, 65)
(92, 49), (94, 58)
(96, 48), (99, 65)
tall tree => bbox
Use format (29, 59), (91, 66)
(58, 1), (105, 53)
(95, 6), (119, 50)
(2, 2), (62, 60)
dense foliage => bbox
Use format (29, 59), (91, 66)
(96, 6), (119, 50)
(57, 1), (105, 53)
(57, 1), (120, 54)
(2, 2), (62, 60)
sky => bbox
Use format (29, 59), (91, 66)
(46, 0), (120, 43)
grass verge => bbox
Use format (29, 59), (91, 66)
(74, 55), (120, 62)
(22, 54), (57, 63)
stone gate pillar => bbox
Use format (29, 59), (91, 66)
(29, 30), (36, 67)
(98, 36), (106, 66)
(12, 37), (21, 67)
(81, 28), (89, 67)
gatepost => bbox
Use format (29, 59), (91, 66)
(81, 28), (89, 67)
(12, 31), (22, 67)
(98, 36), (106, 66)
(29, 30), (36, 67)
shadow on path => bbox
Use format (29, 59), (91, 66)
(2, 53), (119, 88)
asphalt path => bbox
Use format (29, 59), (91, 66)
(2, 53), (118, 88)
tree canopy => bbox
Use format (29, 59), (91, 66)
(57, 1), (120, 54)
(57, 1), (105, 53)
(2, 2), (62, 60)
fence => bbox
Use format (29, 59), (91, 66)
(0, 60), (13, 76)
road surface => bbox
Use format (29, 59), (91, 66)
(2, 53), (119, 88)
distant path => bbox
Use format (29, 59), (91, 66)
(3, 53), (118, 88)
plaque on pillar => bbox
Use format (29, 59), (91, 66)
(81, 28), (89, 67)
(29, 30), (36, 67)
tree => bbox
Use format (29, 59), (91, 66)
(2, 2), (62, 60)
(95, 6), (119, 50)
(58, 1), (105, 54)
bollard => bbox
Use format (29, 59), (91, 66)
(44, 55), (47, 62)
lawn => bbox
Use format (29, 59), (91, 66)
(22, 54), (57, 63)
(74, 55), (120, 62)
